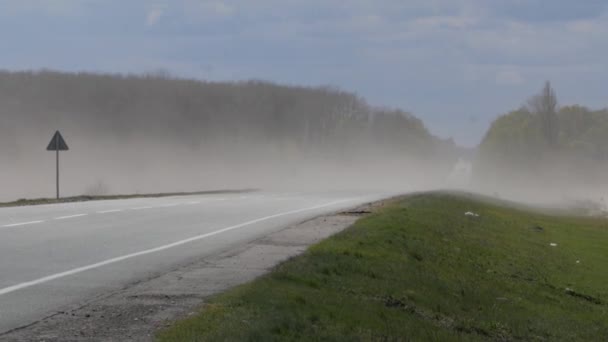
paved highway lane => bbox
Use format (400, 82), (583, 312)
(0, 191), (384, 334)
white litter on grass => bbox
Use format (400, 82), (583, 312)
(576, 260), (581, 264)
(464, 211), (480, 217)
(550, 243), (558, 247)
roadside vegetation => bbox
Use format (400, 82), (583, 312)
(475, 82), (608, 198)
(158, 192), (608, 341)
(0, 189), (254, 208)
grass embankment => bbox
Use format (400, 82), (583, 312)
(0, 189), (256, 208)
(159, 192), (608, 341)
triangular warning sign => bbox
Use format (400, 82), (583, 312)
(46, 131), (69, 151)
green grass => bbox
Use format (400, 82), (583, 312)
(0, 189), (256, 208)
(158, 192), (608, 341)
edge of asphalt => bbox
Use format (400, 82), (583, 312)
(0, 198), (394, 342)
(0, 189), (258, 209)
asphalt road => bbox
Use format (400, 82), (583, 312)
(0, 191), (382, 334)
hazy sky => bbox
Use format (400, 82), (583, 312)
(0, 0), (606, 146)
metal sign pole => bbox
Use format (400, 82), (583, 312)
(46, 130), (69, 200)
(56, 137), (60, 200)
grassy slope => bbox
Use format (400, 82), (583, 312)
(158, 193), (608, 341)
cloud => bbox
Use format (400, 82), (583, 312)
(410, 15), (478, 30)
(0, 0), (86, 16)
(490, 0), (608, 23)
(146, 6), (164, 26)
(209, 2), (234, 16)
(496, 70), (525, 85)
(181, 0), (235, 21)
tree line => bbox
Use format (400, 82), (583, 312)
(0, 70), (458, 161)
(475, 81), (608, 195)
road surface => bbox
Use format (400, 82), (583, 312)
(0, 191), (382, 334)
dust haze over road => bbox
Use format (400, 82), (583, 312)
(0, 70), (465, 202)
(1, 2), (608, 340)
(1, 1), (607, 210)
(2, 70), (608, 212)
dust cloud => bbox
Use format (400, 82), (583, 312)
(0, 70), (465, 202)
(2, 71), (605, 211)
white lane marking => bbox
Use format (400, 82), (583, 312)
(98, 209), (123, 214)
(2, 220), (45, 228)
(0, 198), (357, 297)
(130, 206), (154, 211)
(157, 203), (180, 208)
(54, 214), (88, 220)
(184, 201), (201, 205)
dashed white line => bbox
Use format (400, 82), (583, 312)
(0, 198), (357, 297)
(184, 201), (201, 205)
(130, 206), (154, 211)
(2, 220), (44, 228)
(97, 209), (123, 214)
(54, 214), (88, 220)
(157, 203), (180, 208)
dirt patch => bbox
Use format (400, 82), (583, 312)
(531, 225), (544, 232)
(340, 210), (372, 216)
(565, 288), (603, 305)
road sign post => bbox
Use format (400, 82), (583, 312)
(46, 131), (69, 200)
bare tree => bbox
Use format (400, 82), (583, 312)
(528, 81), (559, 147)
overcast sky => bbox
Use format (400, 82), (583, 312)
(0, 0), (606, 146)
